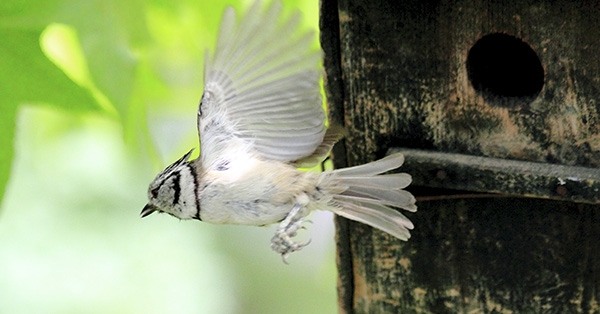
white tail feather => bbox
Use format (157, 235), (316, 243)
(333, 153), (405, 176)
(338, 173), (412, 190)
(333, 201), (413, 240)
(330, 153), (416, 240)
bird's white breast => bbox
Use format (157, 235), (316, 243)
(198, 156), (304, 225)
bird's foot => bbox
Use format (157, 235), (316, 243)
(270, 204), (312, 263)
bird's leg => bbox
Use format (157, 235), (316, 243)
(270, 204), (312, 263)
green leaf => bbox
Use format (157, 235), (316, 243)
(1, 30), (99, 110)
(0, 29), (100, 208)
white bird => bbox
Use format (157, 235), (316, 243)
(142, 0), (416, 262)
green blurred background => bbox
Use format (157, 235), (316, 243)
(0, 0), (338, 313)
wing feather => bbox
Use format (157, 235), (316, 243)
(199, 1), (326, 164)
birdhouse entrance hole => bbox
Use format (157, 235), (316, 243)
(466, 33), (545, 108)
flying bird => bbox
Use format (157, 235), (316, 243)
(142, 0), (417, 262)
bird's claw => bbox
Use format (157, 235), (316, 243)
(270, 205), (311, 263)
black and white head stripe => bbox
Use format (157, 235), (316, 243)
(142, 149), (201, 220)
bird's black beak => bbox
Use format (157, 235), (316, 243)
(140, 204), (158, 218)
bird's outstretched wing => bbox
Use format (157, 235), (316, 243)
(198, 1), (326, 168)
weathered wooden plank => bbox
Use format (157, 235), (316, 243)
(391, 148), (600, 204)
(332, 0), (600, 166)
(351, 198), (600, 313)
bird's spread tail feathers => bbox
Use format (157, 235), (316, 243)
(330, 153), (416, 240)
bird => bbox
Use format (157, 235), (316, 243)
(141, 0), (417, 262)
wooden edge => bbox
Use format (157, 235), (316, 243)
(320, 0), (354, 313)
(390, 148), (600, 205)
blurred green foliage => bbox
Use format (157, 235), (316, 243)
(0, 0), (323, 205)
(0, 0), (337, 313)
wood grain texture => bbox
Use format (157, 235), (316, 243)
(351, 198), (600, 313)
(331, 0), (600, 165)
(321, 0), (600, 312)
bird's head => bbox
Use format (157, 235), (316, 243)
(141, 150), (200, 220)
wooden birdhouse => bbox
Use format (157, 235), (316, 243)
(321, 0), (600, 312)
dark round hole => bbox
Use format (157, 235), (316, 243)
(466, 33), (544, 108)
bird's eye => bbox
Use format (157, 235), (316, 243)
(151, 187), (159, 198)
